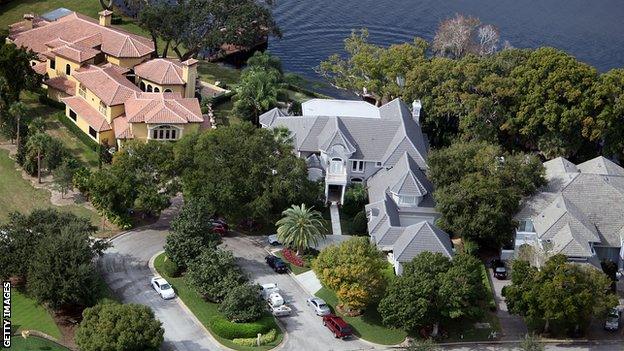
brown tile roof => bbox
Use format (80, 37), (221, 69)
(134, 58), (185, 85)
(62, 96), (112, 132)
(99, 62), (131, 75)
(125, 92), (203, 124)
(52, 44), (99, 62)
(32, 61), (47, 75)
(73, 65), (140, 106)
(11, 12), (154, 59)
(113, 115), (134, 139)
(44, 76), (76, 95)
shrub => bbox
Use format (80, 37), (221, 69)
(161, 256), (180, 278)
(342, 184), (368, 217)
(38, 93), (65, 109)
(72, 166), (92, 195)
(350, 210), (368, 235)
(219, 284), (265, 323)
(209, 315), (273, 339)
(481, 264), (497, 311)
(186, 249), (247, 302)
(232, 329), (277, 347)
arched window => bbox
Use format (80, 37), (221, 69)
(65, 64), (71, 75)
(146, 84), (153, 92)
(150, 125), (180, 140)
(153, 87), (160, 93)
(164, 89), (172, 93)
(139, 81), (146, 91)
(329, 158), (343, 174)
(351, 178), (363, 183)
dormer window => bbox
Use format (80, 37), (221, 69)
(398, 195), (418, 205)
(98, 101), (106, 115)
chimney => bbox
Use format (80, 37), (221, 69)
(23, 14), (34, 30)
(98, 10), (113, 27)
(181, 58), (198, 98)
(412, 100), (422, 123)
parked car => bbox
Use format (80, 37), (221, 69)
(150, 277), (176, 299)
(322, 314), (353, 339)
(210, 222), (228, 236)
(605, 307), (621, 331)
(270, 304), (292, 317)
(492, 259), (507, 280)
(265, 255), (288, 273)
(209, 217), (229, 232)
(306, 297), (331, 316)
(268, 234), (281, 246)
(261, 283), (280, 300)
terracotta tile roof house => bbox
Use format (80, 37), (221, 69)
(261, 98), (453, 274)
(125, 92), (204, 124)
(62, 96), (112, 132)
(135, 59), (185, 85)
(10, 11), (154, 59)
(513, 156), (624, 268)
(73, 65), (140, 106)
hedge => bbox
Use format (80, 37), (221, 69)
(202, 90), (235, 108)
(38, 93), (66, 109)
(209, 314), (274, 339)
(232, 329), (277, 347)
(480, 264), (497, 311)
(54, 112), (99, 152)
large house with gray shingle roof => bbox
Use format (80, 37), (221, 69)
(260, 98), (454, 274)
(513, 156), (624, 268)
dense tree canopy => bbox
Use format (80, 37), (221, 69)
(186, 248), (247, 302)
(75, 303), (164, 351)
(378, 252), (484, 337)
(428, 141), (545, 247)
(502, 255), (618, 336)
(312, 237), (387, 313)
(218, 284), (265, 323)
(177, 123), (317, 223)
(138, 0), (281, 60)
(0, 41), (41, 104)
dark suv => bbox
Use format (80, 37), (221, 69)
(322, 314), (353, 339)
(492, 259), (507, 280)
(265, 255), (288, 273)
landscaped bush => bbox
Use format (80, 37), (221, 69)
(480, 264), (497, 312)
(282, 248), (304, 267)
(219, 284), (265, 323)
(38, 93), (65, 109)
(161, 257), (180, 278)
(232, 329), (277, 347)
(350, 210), (368, 235)
(72, 167), (92, 195)
(209, 315), (273, 339)
(342, 184), (368, 217)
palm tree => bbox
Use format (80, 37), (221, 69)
(9, 102), (27, 147)
(276, 204), (327, 255)
(26, 132), (51, 183)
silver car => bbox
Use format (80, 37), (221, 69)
(306, 297), (331, 316)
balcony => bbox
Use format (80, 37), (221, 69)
(325, 170), (347, 185)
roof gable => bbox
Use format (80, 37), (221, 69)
(393, 221), (453, 262)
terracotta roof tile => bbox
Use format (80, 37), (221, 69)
(11, 12), (154, 59)
(44, 76), (76, 95)
(32, 61), (47, 75)
(113, 115), (134, 139)
(62, 96), (112, 132)
(73, 65), (140, 106)
(134, 59), (185, 85)
(125, 92), (203, 124)
(52, 44), (99, 62)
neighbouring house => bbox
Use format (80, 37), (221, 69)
(260, 98), (454, 274)
(7, 9), (206, 149)
(512, 156), (624, 269)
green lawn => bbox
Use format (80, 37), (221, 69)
(315, 287), (407, 345)
(11, 291), (61, 339)
(8, 336), (69, 351)
(274, 250), (311, 275)
(153, 253), (283, 351)
(198, 62), (241, 87)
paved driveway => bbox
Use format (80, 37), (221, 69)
(221, 235), (379, 351)
(99, 198), (228, 351)
(488, 268), (527, 340)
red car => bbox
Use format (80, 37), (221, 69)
(322, 314), (353, 339)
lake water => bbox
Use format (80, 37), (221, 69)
(268, 0), (624, 80)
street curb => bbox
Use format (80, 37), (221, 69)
(149, 251), (287, 351)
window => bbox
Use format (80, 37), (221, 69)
(69, 109), (77, 121)
(78, 84), (86, 98)
(329, 158), (343, 174)
(398, 195), (418, 205)
(150, 125), (179, 140)
(31, 61), (36, 67)
(517, 219), (535, 233)
(351, 178), (363, 183)
(153, 87), (160, 92)
(88, 126), (97, 139)
(65, 64), (71, 76)
(49, 59), (55, 69)
(351, 160), (364, 173)
(164, 89), (172, 93)
(139, 81), (146, 91)
(98, 101), (106, 115)
(146, 84), (153, 92)
(376, 161), (382, 167)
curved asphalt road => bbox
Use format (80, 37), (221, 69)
(99, 197), (377, 351)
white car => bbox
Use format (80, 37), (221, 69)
(151, 277), (176, 299)
(605, 307), (621, 331)
(268, 234), (281, 246)
(306, 297), (331, 316)
(261, 283), (280, 299)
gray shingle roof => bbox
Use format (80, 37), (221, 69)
(577, 156), (624, 176)
(259, 107), (287, 127)
(393, 222), (454, 262)
(550, 224), (594, 257)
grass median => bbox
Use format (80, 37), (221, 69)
(153, 253), (283, 351)
(9, 336), (70, 351)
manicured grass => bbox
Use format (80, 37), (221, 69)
(198, 62), (241, 87)
(8, 336), (70, 351)
(11, 291), (61, 339)
(153, 253), (283, 351)
(315, 287), (407, 345)
(274, 250), (311, 275)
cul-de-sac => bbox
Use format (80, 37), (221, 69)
(0, 1), (623, 350)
